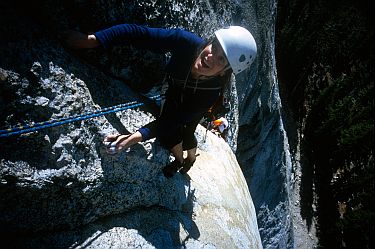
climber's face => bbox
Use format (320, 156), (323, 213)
(191, 40), (229, 78)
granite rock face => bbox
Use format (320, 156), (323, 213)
(0, 64), (262, 248)
(0, 1), (263, 248)
(0, 0), (311, 247)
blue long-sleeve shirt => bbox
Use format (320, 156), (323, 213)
(95, 24), (204, 80)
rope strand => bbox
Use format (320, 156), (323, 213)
(0, 95), (161, 138)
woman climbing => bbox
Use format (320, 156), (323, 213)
(62, 24), (257, 178)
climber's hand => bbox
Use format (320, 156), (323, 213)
(103, 132), (143, 155)
(59, 30), (100, 49)
(103, 134), (134, 155)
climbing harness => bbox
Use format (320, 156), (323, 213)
(0, 95), (162, 138)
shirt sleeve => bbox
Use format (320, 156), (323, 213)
(94, 23), (203, 54)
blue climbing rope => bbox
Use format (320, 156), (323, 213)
(0, 95), (162, 138)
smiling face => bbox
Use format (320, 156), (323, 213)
(191, 40), (230, 79)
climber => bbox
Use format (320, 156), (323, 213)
(210, 117), (229, 139)
(61, 24), (257, 178)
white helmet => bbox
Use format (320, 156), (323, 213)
(215, 26), (257, 75)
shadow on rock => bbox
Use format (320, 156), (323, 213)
(1, 173), (200, 249)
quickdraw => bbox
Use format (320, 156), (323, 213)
(0, 95), (162, 138)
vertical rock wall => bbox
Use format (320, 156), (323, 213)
(0, 1), (264, 248)
(0, 0), (311, 248)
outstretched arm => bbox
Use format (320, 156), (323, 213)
(60, 30), (100, 49)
